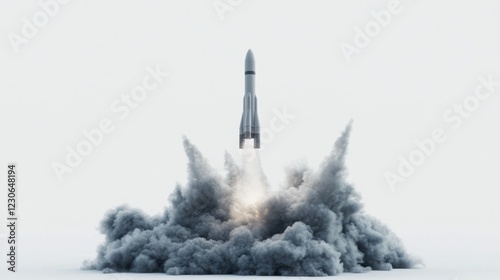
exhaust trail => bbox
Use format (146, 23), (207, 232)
(84, 123), (420, 276)
(235, 140), (268, 204)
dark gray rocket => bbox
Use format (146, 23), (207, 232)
(239, 49), (260, 149)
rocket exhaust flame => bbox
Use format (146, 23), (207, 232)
(234, 140), (268, 206)
(84, 123), (419, 276)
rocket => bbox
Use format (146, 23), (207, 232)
(239, 49), (260, 149)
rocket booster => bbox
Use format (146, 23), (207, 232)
(239, 49), (260, 149)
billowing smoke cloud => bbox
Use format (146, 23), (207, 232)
(84, 123), (419, 276)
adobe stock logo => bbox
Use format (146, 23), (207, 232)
(212, 0), (243, 21)
(339, 0), (414, 63)
(259, 107), (296, 151)
(385, 74), (500, 190)
(51, 65), (169, 183)
(7, 0), (71, 54)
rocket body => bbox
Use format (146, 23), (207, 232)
(239, 50), (260, 149)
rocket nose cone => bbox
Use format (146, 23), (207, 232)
(245, 49), (255, 72)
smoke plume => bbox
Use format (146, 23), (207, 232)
(84, 123), (419, 276)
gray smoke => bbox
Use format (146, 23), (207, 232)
(84, 123), (419, 276)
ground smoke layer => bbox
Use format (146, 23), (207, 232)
(84, 123), (419, 276)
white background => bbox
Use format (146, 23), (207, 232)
(0, 0), (499, 279)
